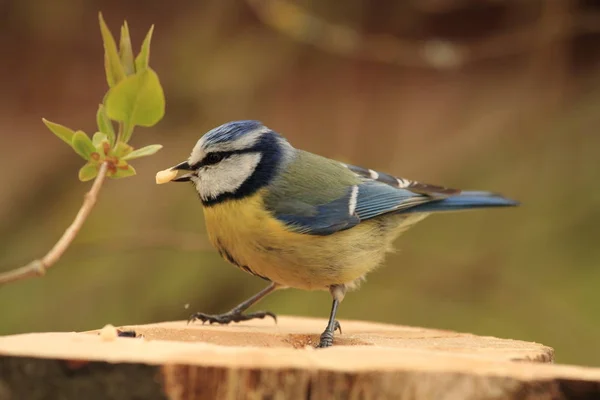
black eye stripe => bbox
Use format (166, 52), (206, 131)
(205, 153), (224, 164)
(190, 151), (234, 169)
(189, 147), (262, 170)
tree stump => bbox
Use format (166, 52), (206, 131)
(1, 316), (599, 399)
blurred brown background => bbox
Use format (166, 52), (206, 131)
(1, 0), (599, 366)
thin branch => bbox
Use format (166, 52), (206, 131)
(0, 162), (109, 285)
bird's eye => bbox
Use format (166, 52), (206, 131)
(205, 153), (224, 165)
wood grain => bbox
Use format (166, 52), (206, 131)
(1, 317), (599, 399)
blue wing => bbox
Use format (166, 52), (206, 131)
(269, 162), (517, 236)
(275, 187), (362, 235)
(273, 179), (433, 236)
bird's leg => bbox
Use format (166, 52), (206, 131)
(188, 282), (280, 325)
(317, 284), (346, 348)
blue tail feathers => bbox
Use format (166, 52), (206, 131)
(403, 191), (519, 214)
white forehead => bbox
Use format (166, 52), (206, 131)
(189, 125), (270, 164)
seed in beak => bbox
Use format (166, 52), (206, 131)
(155, 169), (179, 184)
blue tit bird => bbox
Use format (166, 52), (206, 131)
(165, 120), (518, 348)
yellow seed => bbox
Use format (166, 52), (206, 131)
(156, 169), (178, 184)
(99, 324), (118, 341)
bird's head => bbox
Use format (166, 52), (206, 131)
(171, 120), (292, 205)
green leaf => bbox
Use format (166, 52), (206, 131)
(121, 120), (135, 143)
(92, 132), (109, 147)
(99, 12), (126, 87)
(135, 25), (154, 72)
(71, 131), (96, 160)
(105, 68), (165, 136)
(96, 104), (116, 145)
(78, 163), (98, 182)
(119, 21), (135, 75)
(122, 144), (163, 160)
(111, 164), (136, 179)
(112, 141), (134, 158)
(42, 119), (75, 146)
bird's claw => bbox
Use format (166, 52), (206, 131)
(317, 320), (342, 348)
(334, 320), (342, 334)
(187, 310), (277, 325)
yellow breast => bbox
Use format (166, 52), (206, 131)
(202, 190), (421, 290)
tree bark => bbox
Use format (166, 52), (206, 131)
(1, 317), (599, 399)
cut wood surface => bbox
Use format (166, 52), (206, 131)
(1, 316), (599, 399)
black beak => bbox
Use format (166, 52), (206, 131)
(171, 161), (194, 182)
(172, 161), (192, 171)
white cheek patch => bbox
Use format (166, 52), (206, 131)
(194, 153), (262, 200)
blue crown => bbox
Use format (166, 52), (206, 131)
(202, 120), (265, 146)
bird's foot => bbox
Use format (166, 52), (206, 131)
(187, 310), (277, 325)
(316, 320), (342, 348)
